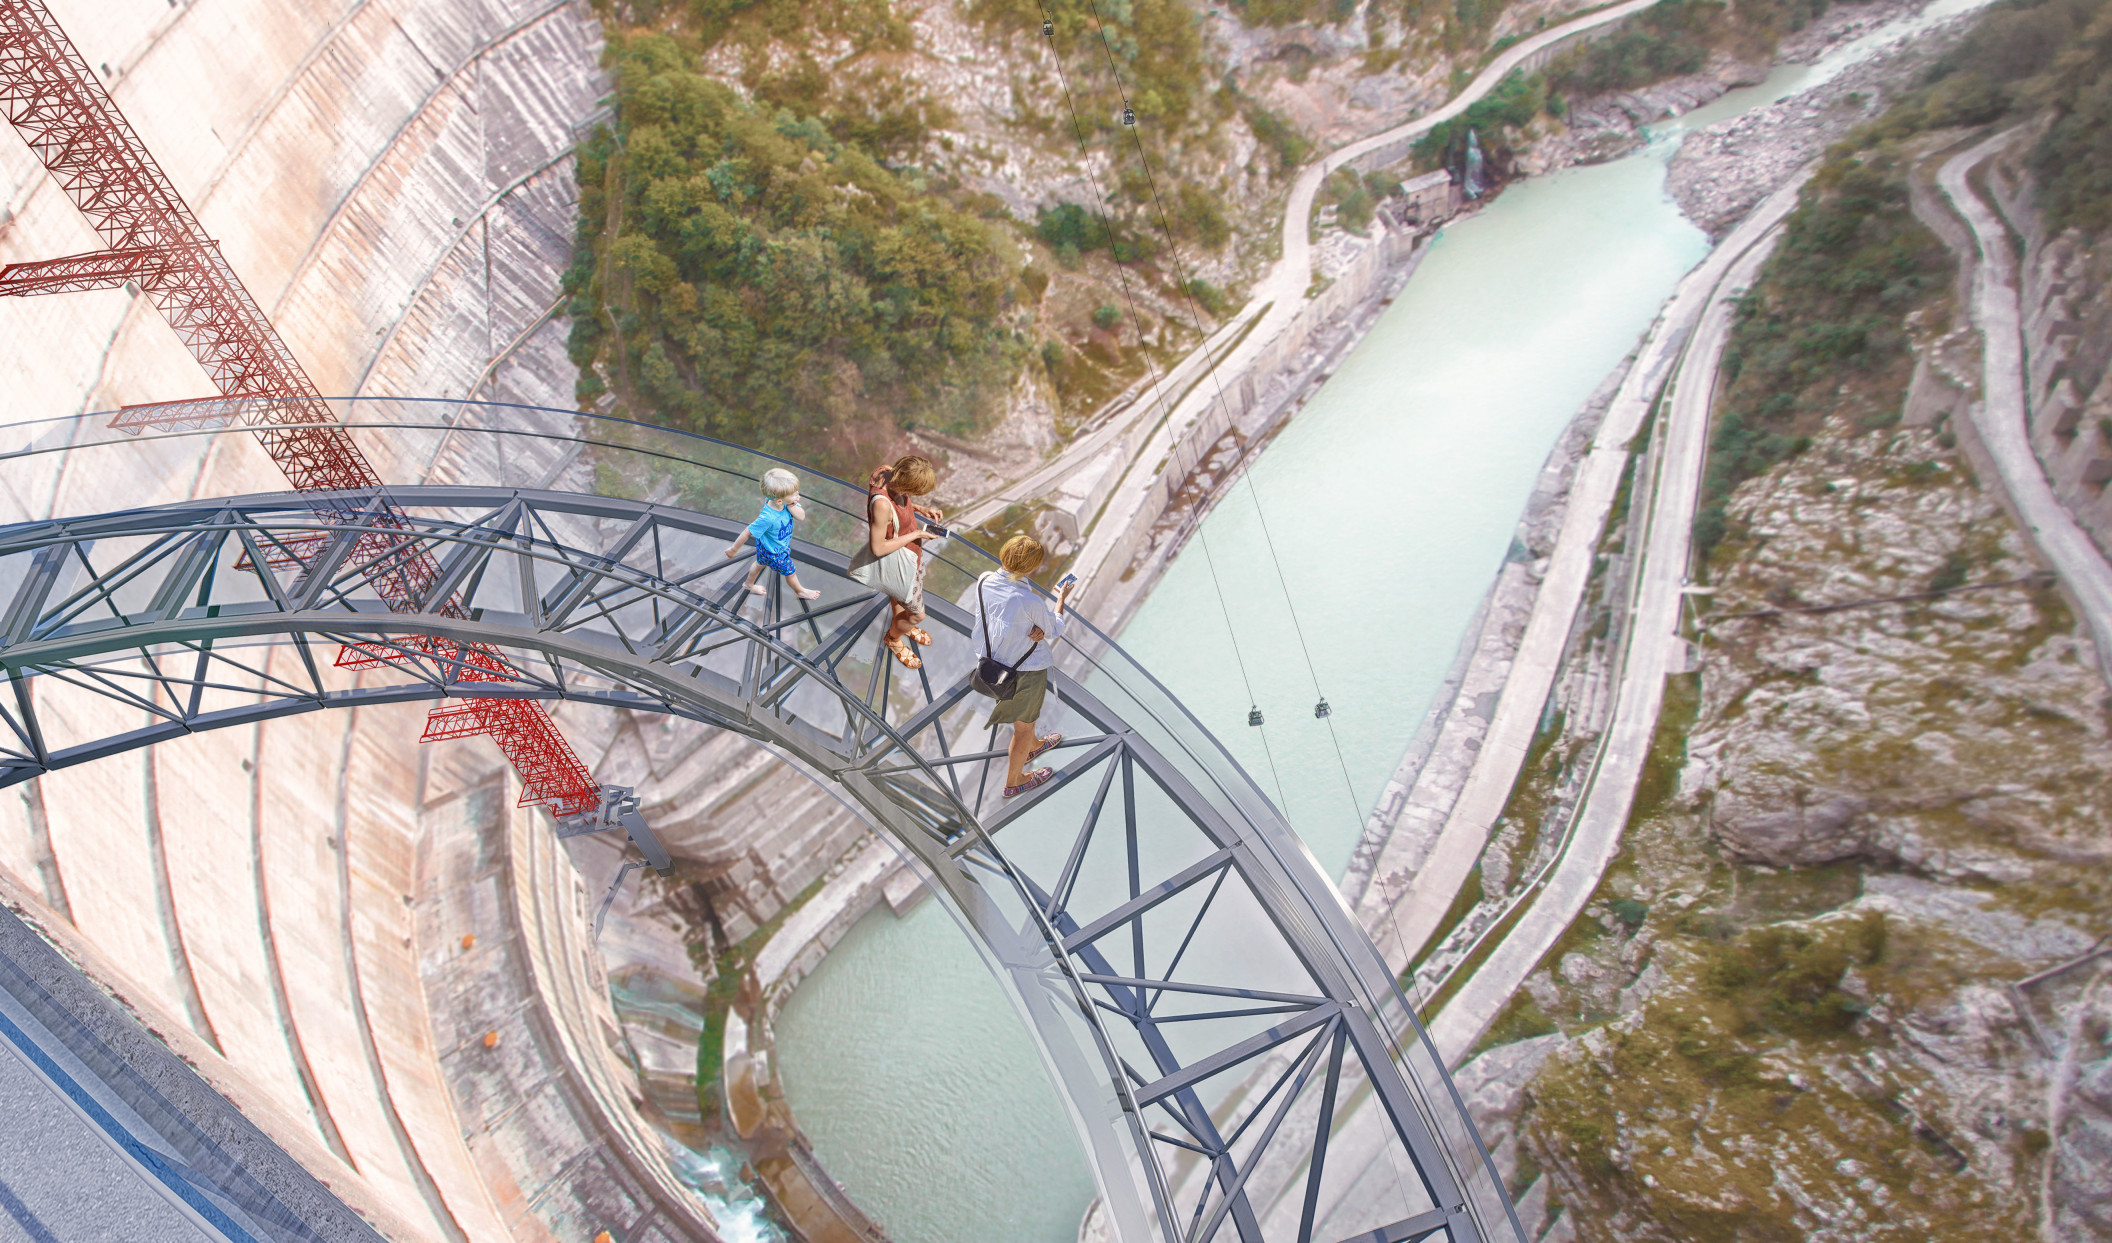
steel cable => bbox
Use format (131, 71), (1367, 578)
(1028, 0), (1285, 805)
(1055, 0), (1440, 1211)
(1064, 0), (1368, 828)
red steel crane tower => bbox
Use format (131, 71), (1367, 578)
(0, 0), (621, 830)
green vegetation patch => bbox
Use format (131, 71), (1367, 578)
(1323, 167), (1403, 234)
(1703, 910), (1884, 1037)
(571, 36), (1018, 460)
(1863, 0), (2111, 156)
(1696, 143), (1950, 559)
(1627, 673), (1701, 830)
(1475, 990), (1560, 1053)
(972, 0), (1213, 128)
(1412, 70), (1553, 171)
(570, 33), (1022, 476)
(1230, 0), (1360, 28)
(1038, 201), (1161, 267)
(1245, 103), (1314, 172)
(694, 873), (828, 1110)
(2022, 0), (2112, 231)
(1546, 0), (1725, 97)
(1698, 0), (2112, 560)
(685, 0), (940, 159)
(1543, 0), (1840, 102)
(1525, 907), (2039, 1238)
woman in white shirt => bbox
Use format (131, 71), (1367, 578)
(972, 535), (1074, 797)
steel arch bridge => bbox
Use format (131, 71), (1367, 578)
(0, 482), (1521, 1243)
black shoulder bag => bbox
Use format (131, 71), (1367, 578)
(970, 576), (1037, 701)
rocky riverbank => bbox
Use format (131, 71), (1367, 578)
(1666, 2), (1969, 235)
(1338, 352), (1623, 912)
(1520, 0), (1918, 180)
(1520, 57), (1771, 173)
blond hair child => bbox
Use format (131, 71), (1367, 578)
(725, 467), (821, 599)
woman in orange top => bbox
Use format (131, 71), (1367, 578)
(866, 454), (942, 669)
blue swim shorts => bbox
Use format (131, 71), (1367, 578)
(755, 545), (796, 576)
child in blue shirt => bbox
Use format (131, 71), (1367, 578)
(725, 468), (821, 599)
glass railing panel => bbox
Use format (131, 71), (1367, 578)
(1014, 959), (1161, 1239)
(1306, 1061), (1440, 1239)
(1368, 990), (1521, 1242)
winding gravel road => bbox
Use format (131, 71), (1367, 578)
(1937, 129), (2112, 675)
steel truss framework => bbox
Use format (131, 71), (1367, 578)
(0, 486), (1519, 1243)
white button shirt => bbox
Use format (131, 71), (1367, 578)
(970, 573), (1065, 673)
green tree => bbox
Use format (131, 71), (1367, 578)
(1697, 143), (1948, 557)
(971, 0), (1210, 127)
(1412, 70), (1548, 169)
(1696, 0), (2112, 559)
(2025, 0), (2112, 231)
(570, 32), (1020, 474)
(1546, 0), (1724, 96)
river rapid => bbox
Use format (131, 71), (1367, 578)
(768, 17), (1956, 1237)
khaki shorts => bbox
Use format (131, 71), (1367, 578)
(986, 668), (1048, 726)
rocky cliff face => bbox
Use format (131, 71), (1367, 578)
(2010, 187), (2112, 558)
(1497, 419), (2112, 1241)
(1690, 421), (2112, 883)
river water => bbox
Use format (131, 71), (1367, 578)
(769, 10), (1971, 1237)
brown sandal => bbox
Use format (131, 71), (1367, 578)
(1005, 767), (1055, 799)
(907, 627), (934, 646)
(884, 635), (922, 669)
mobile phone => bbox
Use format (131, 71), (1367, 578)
(1057, 573), (1078, 592)
(923, 522), (949, 538)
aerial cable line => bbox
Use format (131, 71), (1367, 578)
(1071, 0), (1332, 709)
(1062, 0), (1371, 827)
(1048, 52), (1481, 1218)
(1029, 0), (1281, 800)
(1057, 5), (1437, 1070)
(1037, 49), (1447, 1240)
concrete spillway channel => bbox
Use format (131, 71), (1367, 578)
(0, 1), (873, 1238)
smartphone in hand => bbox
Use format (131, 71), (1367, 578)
(1056, 573), (1078, 593)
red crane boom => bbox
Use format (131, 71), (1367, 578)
(0, 0), (600, 817)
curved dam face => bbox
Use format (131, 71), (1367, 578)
(0, 2), (764, 1239)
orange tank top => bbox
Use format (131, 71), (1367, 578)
(870, 484), (922, 560)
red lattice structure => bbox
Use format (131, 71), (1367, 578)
(0, 0), (599, 816)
